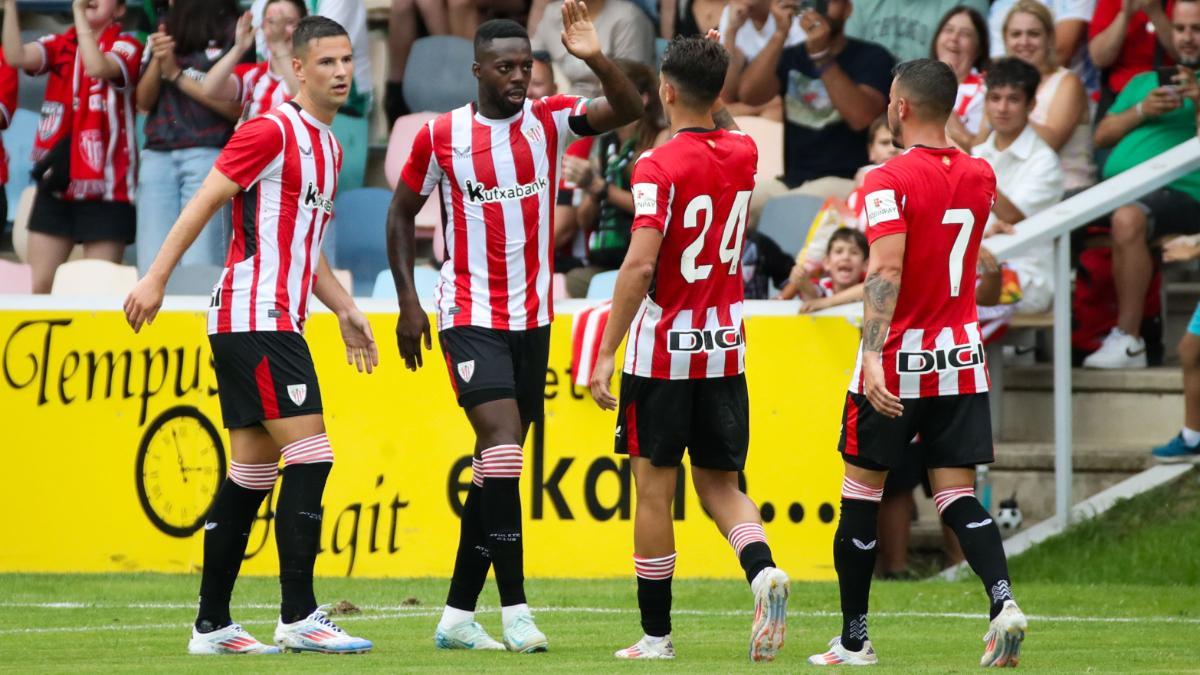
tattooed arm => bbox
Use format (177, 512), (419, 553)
(860, 232), (905, 417)
(712, 102), (740, 131)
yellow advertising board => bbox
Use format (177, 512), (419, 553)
(0, 301), (859, 579)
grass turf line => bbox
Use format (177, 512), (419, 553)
(0, 574), (1197, 673)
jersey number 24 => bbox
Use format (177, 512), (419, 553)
(680, 191), (752, 283)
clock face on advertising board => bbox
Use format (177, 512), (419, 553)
(135, 406), (226, 538)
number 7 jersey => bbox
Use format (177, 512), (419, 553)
(623, 128), (757, 380)
(852, 145), (997, 398)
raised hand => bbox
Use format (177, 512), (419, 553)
(561, 0), (601, 62)
(771, 0), (797, 36)
(234, 11), (256, 53)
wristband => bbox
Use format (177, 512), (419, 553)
(1135, 101), (1144, 119)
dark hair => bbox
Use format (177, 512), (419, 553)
(985, 56), (1040, 104)
(474, 19), (529, 57)
(867, 114), (888, 145)
(265, 0), (308, 19)
(165, 0), (239, 56)
(660, 36), (728, 107)
(892, 58), (958, 121)
(612, 58), (665, 152)
(930, 5), (990, 74)
(827, 227), (869, 258)
(531, 49), (552, 64)
(292, 15), (348, 55)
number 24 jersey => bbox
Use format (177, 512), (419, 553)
(623, 128), (758, 381)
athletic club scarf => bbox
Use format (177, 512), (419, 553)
(64, 25), (133, 200)
(570, 301), (612, 387)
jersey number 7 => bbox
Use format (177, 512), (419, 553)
(680, 191), (752, 283)
(944, 208), (975, 298)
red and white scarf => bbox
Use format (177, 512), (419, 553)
(64, 25), (134, 200)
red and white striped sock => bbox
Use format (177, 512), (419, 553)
(479, 444), (522, 479)
(933, 486), (975, 515)
(841, 476), (884, 503)
(471, 456), (485, 487)
(281, 433), (334, 467)
(633, 552), (677, 580)
(228, 461), (278, 491)
(727, 522), (768, 558)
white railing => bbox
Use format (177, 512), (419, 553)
(973, 137), (1200, 525)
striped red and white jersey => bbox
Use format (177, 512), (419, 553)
(233, 61), (290, 121)
(400, 95), (590, 331)
(208, 101), (341, 335)
(622, 128), (758, 380)
(847, 146), (996, 398)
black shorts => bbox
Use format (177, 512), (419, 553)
(1134, 187), (1200, 240)
(27, 189), (136, 243)
(838, 392), (993, 472)
(208, 331), (323, 429)
(439, 325), (551, 425)
(614, 373), (749, 471)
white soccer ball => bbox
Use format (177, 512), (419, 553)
(995, 497), (1022, 532)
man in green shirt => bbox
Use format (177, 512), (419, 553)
(1084, 0), (1200, 369)
(843, 0), (989, 63)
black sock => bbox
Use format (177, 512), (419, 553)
(275, 462), (331, 624)
(446, 482), (491, 611)
(481, 476), (525, 607)
(941, 497), (1013, 619)
(833, 498), (879, 652)
(637, 576), (672, 637)
(738, 541), (775, 584)
(196, 480), (270, 631)
(385, 81), (410, 125)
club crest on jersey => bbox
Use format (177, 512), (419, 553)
(80, 130), (104, 173)
(667, 327), (743, 353)
(633, 183), (657, 216)
(37, 102), (64, 142)
(457, 360), (475, 382)
(896, 343), (985, 374)
(463, 177), (548, 204)
(287, 384), (308, 406)
(304, 182), (334, 213)
(865, 189), (900, 226)
(523, 125), (545, 145)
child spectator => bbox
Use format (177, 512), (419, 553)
(3, 0), (144, 293)
(135, 0), (241, 274)
(201, 0), (305, 122)
(846, 115), (902, 228)
(779, 227), (867, 310)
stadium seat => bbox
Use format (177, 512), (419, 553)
(164, 264), (223, 295)
(332, 187), (392, 296)
(332, 268), (354, 294)
(6, 109), (39, 223)
(403, 36), (476, 113)
(586, 270), (619, 299)
(383, 111), (442, 232)
(757, 193), (824, 258)
(552, 272), (567, 300)
(734, 116), (783, 183)
(371, 266), (441, 300)
(50, 259), (138, 296)
(0, 259), (32, 293)
(655, 37), (669, 68)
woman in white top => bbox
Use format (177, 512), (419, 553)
(1003, 0), (1095, 191)
(932, 5), (990, 149)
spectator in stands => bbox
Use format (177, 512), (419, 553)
(738, 0), (894, 224)
(1000, 1), (1096, 191)
(715, 0), (805, 119)
(135, 0), (241, 275)
(1152, 237), (1200, 460)
(529, 49), (557, 99)
(203, 0), (305, 121)
(0, 53), (16, 229)
(932, 5), (990, 149)
(1089, 0), (1176, 100)
(988, 0), (1100, 101)
(663, 0), (727, 37)
(793, 227), (867, 312)
(974, 57), (1065, 316)
(560, 59), (665, 297)
(531, 0), (654, 97)
(845, 0), (989, 63)
(1084, 0), (1200, 368)
(3, 0), (144, 293)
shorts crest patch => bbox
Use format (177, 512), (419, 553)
(287, 384), (307, 406)
(457, 360), (476, 383)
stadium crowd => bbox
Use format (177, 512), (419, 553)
(0, 2), (1198, 447)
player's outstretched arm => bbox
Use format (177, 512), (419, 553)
(861, 233), (905, 418)
(124, 169), (242, 332)
(559, 0), (644, 133)
(385, 180), (433, 372)
(314, 252), (379, 374)
(589, 228), (663, 410)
